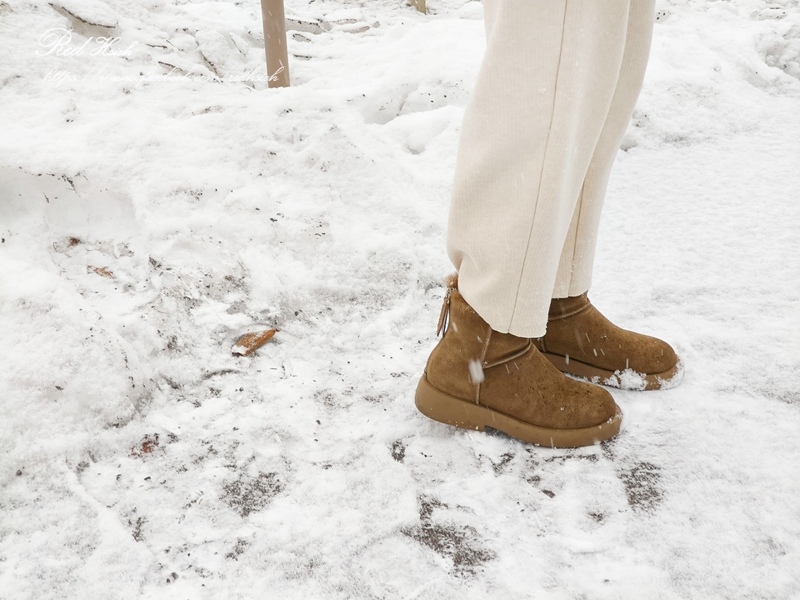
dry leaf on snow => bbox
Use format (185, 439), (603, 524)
(232, 329), (277, 356)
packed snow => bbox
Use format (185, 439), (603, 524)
(1, 0), (799, 598)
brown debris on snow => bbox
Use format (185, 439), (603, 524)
(131, 434), (160, 457)
(232, 329), (277, 357)
(89, 265), (114, 278)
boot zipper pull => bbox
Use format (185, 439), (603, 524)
(436, 288), (453, 337)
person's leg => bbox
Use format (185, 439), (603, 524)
(416, 0), (640, 447)
(538, 0), (683, 391)
(552, 0), (656, 297)
(447, 0), (632, 339)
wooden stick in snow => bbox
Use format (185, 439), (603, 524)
(410, 0), (427, 14)
(260, 0), (290, 87)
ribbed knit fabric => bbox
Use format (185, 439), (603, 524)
(447, 0), (656, 337)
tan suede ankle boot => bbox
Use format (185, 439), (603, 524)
(415, 276), (621, 448)
(533, 294), (682, 391)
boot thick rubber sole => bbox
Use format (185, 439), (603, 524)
(541, 352), (683, 391)
(415, 374), (622, 448)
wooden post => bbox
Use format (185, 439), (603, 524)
(410, 0), (427, 14)
(260, 0), (290, 87)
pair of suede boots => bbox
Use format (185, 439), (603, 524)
(415, 275), (682, 448)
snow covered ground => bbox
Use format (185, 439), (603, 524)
(1, 0), (799, 597)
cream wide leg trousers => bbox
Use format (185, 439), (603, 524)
(447, 0), (656, 338)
